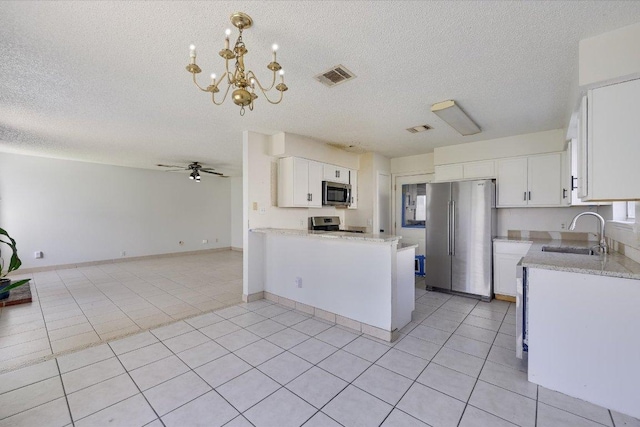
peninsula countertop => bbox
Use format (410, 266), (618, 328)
(251, 228), (402, 243)
(494, 236), (640, 280)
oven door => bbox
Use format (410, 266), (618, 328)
(322, 181), (351, 206)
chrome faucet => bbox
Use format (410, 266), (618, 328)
(569, 212), (609, 254)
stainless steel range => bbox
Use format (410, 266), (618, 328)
(309, 216), (364, 233)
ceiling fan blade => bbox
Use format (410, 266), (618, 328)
(156, 164), (184, 168)
(163, 169), (188, 172)
(200, 170), (224, 176)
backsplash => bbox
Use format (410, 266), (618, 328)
(507, 230), (597, 241)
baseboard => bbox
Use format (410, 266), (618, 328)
(14, 247), (234, 274)
(495, 294), (516, 303)
(231, 247), (244, 252)
(243, 291), (264, 302)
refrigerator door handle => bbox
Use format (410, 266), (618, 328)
(451, 200), (456, 256)
(447, 200), (452, 255)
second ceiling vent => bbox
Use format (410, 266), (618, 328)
(406, 125), (433, 134)
(314, 65), (356, 87)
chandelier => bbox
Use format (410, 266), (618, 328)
(186, 12), (288, 116)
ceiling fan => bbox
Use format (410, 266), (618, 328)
(156, 162), (228, 182)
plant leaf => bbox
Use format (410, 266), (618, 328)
(0, 279), (30, 292)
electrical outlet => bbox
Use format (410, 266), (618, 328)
(299, 219), (304, 227)
(367, 218), (373, 226)
(295, 277), (302, 288)
(561, 223), (566, 229)
(179, 241), (184, 246)
(202, 239), (208, 244)
(34, 251), (43, 259)
(121, 251), (126, 256)
(259, 207), (266, 214)
(252, 202), (258, 211)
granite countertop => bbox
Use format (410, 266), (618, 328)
(495, 236), (640, 280)
(250, 228), (401, 243)
(398, 243), (419, 251)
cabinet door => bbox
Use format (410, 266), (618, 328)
(463, 160), (495, 179)
(348, 170), (358, 209)
(308, 160), (323, 207)
(435, 164), (463, 181)
(527, 153), (562, 206)
(497, 158), (528, 207)
(323, 164), (349, 184)
(577, 95), (588, 199)
(589, 78), (640, 200)
(292, 158), (311, 206)
(494, 253), (522, 297)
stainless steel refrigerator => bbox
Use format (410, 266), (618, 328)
(425, 180), (496, 300)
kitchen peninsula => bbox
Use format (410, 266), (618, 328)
(246, 228), (416, 341)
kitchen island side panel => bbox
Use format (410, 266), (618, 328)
(528, 268), (640, 419)
(263, 233), (394, 330)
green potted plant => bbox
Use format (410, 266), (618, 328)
(0, 227), (31, 300)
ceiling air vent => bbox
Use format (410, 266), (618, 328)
(314, 65), (356, 87)
(406, 125), (432, 134)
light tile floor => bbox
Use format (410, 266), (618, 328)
(0, 251), (242, 371)
(2, 280), (638, 426)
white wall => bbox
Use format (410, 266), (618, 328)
(230, 176), (243, 250)
(434, 129), (565, 166)
(579, 21), (640, 87)
(0, 152), (231, 269)
(344, 152), (391, 232)
(390, 153), (434, 174)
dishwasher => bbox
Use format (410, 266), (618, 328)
(516, 259), (528, 359)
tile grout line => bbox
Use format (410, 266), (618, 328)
(55, 358), (76, 427)
(457, 302), (524, 427)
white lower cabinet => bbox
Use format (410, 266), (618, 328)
(493, 241), (532, 297)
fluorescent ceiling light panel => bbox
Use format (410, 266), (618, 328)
(431, 100), (481, 136)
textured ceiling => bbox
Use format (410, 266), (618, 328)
(1, 1), (640, 176)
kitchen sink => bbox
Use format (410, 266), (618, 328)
(541, 246), (596, 255)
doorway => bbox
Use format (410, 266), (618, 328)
(393, 173), (434, 257)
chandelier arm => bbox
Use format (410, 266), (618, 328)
(211, 83), (232, 106)
(247, 71), (276, 92)
(256, 86), (284, 105)
(192, 73), (211, 92)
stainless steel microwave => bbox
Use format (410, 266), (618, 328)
(322, 181), (351, 207)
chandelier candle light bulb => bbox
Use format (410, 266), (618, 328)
(186, 11), (288, 115)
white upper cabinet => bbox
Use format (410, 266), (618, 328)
(323, 164), (349, 184)
(497, 153), (563, 207)
(348, 170), (358, 209)
(434, 160), (495, 182)
(497, 157), (528, 207)
(278, 157), (322, 208)
(578, 78), (640, 201)
(527, 154), (562, 206)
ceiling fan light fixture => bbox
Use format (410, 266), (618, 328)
(431, 100), (481, 136)
(186, 12), (288, 116)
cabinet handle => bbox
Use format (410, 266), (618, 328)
(309, 193), (312, 202)
(528, 191), (531, 200)
(571, 175), (578, 190)
(524, 192), (527, 201)
(563, 188), (568, 199)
